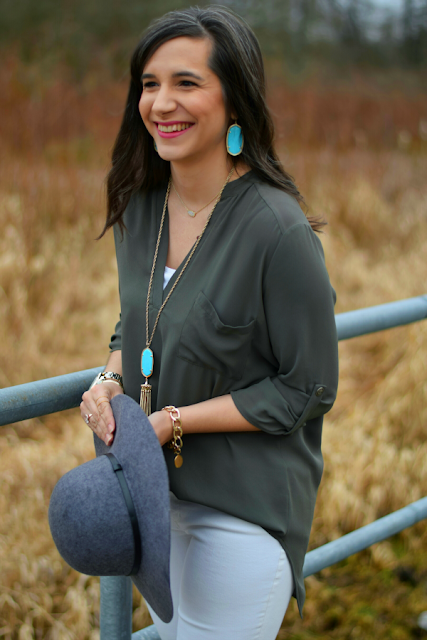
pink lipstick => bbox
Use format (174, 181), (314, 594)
(156, 122), (195, 139)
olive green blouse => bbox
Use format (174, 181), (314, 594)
(109, 171), (339, 614)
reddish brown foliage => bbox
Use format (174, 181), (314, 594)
(1, 56), (426, 157)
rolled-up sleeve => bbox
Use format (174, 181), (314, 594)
(231, 223), (339, 436)
(109, 316), (122, 352)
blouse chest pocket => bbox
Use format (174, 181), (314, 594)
(178, 291), (256, 380)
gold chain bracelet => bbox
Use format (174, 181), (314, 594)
(162, 406), (184, 469)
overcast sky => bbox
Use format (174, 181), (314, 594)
(373, 0), (401, 6)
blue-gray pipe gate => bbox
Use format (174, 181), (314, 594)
(1, 294), (427, 639)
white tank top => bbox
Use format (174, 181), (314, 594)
(163, 266), (176, 290)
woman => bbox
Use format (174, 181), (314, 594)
(80, 6), (339, 640)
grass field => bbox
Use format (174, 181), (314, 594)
(1, 59), (426, 639)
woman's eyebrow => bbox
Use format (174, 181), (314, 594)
(172, 71), (204, 81)
(140, 71), (204, 81)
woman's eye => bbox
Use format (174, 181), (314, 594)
(142, 81), (157, 89)
(180, 80), (197, 87)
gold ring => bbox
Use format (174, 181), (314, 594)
(96, 397), (110, 409)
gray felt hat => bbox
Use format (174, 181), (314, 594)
(48, 394), (173, 623)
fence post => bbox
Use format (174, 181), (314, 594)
(100, 576), (133, 640)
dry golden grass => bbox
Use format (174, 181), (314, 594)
(1, 61), (426, 638)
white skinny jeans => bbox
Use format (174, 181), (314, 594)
(146, 493), (294, 640)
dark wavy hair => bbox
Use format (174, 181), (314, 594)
(101, 5), (324, 236)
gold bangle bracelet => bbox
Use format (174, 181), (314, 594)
(162, 406), (183, 469)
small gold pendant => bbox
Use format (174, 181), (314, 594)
(174, 454), (183, 468)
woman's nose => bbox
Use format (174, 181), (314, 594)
(152, 85), (176, 114)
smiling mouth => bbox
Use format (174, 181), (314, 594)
(156, 122), (194, 133)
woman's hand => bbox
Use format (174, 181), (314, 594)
(80, 381), (124, 446)
(148, 410), (174, 447)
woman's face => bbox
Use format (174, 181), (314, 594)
(139, 37), (231, 165)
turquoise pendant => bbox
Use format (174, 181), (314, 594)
(141, 347), (154, 378)
(226, 124), (243, 156)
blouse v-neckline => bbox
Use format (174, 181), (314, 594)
(151, 171), (256, 307)
(151, 206), (193, 307)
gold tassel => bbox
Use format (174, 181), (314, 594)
(140, 380), (152, 416)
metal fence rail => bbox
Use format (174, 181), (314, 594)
(302, 496), (427, 577)
(0, 366), (103, 427)
(1, 295), (427, 640)
(1, 295), (426, 427)
(334, 294), (427, 340)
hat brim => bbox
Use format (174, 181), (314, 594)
(94, 394), (173, 623)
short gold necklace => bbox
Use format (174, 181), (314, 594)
(140, 167), (235, 416)
(172, 181), (224, 218)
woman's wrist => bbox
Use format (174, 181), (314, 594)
(149, 410), (174, 445)
(99, 380), (124, 397)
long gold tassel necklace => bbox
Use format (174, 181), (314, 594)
(140, 167), (235, 416)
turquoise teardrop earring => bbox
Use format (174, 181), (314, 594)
(226, 121), (243, 156)
(154, 139), (158, 152)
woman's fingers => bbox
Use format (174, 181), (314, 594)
(96, 396), (116, 445)
(80, 383), (123, 446)
(80, 391), (109, 445)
